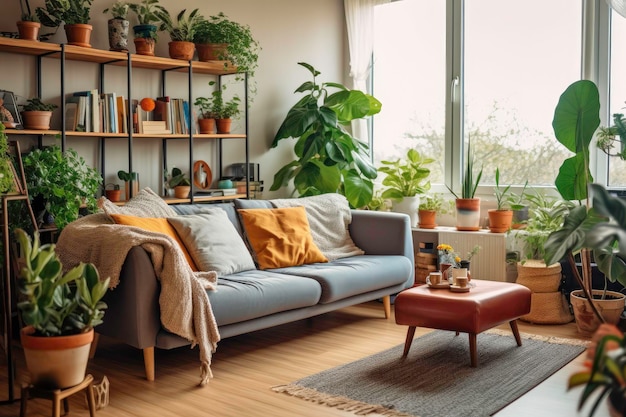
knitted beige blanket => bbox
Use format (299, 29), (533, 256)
(55, 213), (220, 386)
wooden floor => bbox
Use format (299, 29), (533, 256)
(0, 301), (589, 417)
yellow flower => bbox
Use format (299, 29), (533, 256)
(437, 244), (454, 253)
(455, 256), (461, 263)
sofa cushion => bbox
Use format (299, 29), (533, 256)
(238, 206), (328, 269)
(172, 203), (242, 235)
(99, 187), (177, 219)
(272, 255), (412, 303)
(270, 194), (364, 261)
(168, 209), (256, 275)
(109, 214), (198, 271)
(209, 270), (322, 326)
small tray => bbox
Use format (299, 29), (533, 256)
(449, 285), (470, 293)
(428, 281), (450, 289)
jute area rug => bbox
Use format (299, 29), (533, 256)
(272, 329), (588, 417)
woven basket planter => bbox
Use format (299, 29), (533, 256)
(515, 260), (562, 293)
(517, 260), (573, 324)
(521, 291), (574, 324)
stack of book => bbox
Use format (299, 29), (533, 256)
(233, 180), (263, 199)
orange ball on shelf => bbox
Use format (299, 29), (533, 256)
(140, 97), (156, 112)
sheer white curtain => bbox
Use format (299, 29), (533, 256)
(607, 0), (626, 18)
(344, 0), (390, 143)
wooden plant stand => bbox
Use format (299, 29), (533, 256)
(20, 374), (96, 417)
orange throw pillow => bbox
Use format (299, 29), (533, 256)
(238, 206), (328, 270)
(110, 214), (198, 271)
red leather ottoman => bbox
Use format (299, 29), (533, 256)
(395, 279), (531, 367)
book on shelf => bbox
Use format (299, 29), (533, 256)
(141, 120), (169, 135)
(64, 99), (79, 131)
(154, 96), (172, 133)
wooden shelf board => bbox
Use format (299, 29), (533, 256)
(163, 194), (246, 204)
(0, 37), (60, 56)
(5, 130), (246, 139)
(4, 129), (60, 136)
(0, 38), (240, 76)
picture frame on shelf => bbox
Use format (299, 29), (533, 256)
(0, 90), (22, 129)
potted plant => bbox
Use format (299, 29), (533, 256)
(154, 8), (202, 61)
(378, 148), (434, 227)
(23, 146), (102, 230)
(447, 143), (483, 231)
(596, 114), (626, 161)
(20, 97), (57, 130)
(104, 183), (122, 202)
(16, 228), (109, 389)
(418, 193), (454, 229)
(128, 0), (166, 56)
(17, 0), (41, 41)
(270, 62), (381, 209)
(36, 0), (93, 47)
(117, 170), (138, 201)
(543, 80), (626, 334)
(0, 124), (17, 195)
(506, 180), (529, 229)
(194, 94), (217, 134)
(488, 167), (513, 233)
(569, 328), (626, 416)
(192, 12), (260, 96)
(168, 167), (191, 198)
(366, 190), (391, 212)
(103, 1), (130, 51)
(211, 84), (241, 134)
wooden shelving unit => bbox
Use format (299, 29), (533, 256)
(0, 37), (250, 203)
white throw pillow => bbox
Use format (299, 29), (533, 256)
(168, 208), (256, 275)
(99, 187), (177, 219)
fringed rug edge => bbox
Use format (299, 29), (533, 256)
(486, 328), (590, 348)
(271, 384), (418, 417)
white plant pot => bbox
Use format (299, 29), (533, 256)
(393, 196), (420, 227)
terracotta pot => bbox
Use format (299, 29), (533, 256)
(21, 326), (94, 389)
(105, 189), (122, 202)
(174, 185), (191, 199)
(198, 118), (216, 134)
(455, 198), (481, 231)
(196, 43), (227, 61)
(488, 209), (513, 233)
(17, 21), (41, 41)
(418, 209), (437, 229)
(107, 18), (129, 51)
(570, 289), (626, 335)
(168, 41), (195, 61)
(64, 23), (92, 48)
(134, 37), (155, 56)
(216, 118), (232, 134)
(21, 110), (52, 130)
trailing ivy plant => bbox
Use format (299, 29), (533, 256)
(270, 62), (381, 208)
(23, 146), (102, 230)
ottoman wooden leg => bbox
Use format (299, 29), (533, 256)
(469, 333), (477, 367)
(510, 320), (522, 346)
(402, 326), (417, 357)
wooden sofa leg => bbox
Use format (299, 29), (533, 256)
(89, 333), (99, 359)
(382, 295), (391, 319)
(143, 347), (155, 381)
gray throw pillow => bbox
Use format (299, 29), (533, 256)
(168, 208), (256, 275)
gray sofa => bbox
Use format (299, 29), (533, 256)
(96, 201), (415, 381)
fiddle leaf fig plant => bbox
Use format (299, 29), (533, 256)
(270, 62), (382, 208)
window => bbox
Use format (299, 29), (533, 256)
(608, 9), (626, 187)
(373, 0), (584, 193)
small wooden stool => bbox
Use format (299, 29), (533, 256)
(395, 280), (531, 367)
(20, 374), (96, 417)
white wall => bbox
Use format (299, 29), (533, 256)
(0, 0), (347, 198)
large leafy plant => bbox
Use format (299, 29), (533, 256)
(378, 148), (433, 201)
(552, 79), (600, 202)
(16, 229), (109, 337)
(23, 146), (102, 230)
(36, 0), (93, 26)
(270, 62), (382, 208)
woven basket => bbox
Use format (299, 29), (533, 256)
(520, 291), (574, 324)
(515, 260), (562, 293)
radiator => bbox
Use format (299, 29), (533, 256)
(413, 227), (508, 282)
